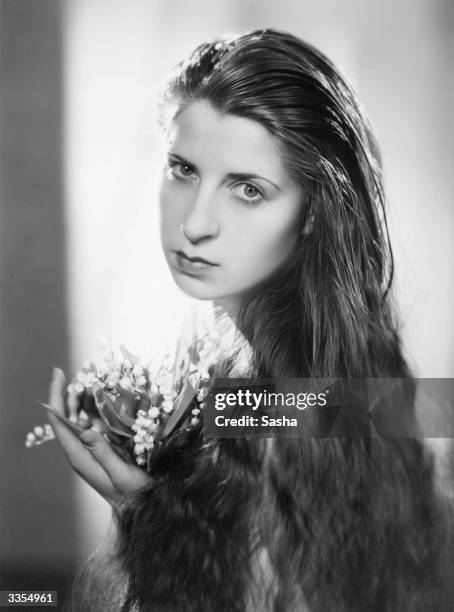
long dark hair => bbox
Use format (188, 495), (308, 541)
(158, 28), (405, 379)
(73, 30), (453, 611)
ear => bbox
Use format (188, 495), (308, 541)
(301, 212), (315, 238)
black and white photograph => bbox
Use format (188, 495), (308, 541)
(1, 1), (454, 610)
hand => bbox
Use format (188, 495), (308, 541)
(46, 368), (151, 504)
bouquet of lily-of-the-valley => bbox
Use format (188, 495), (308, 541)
(26, 330), (221, 473)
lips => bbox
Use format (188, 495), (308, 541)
(175, 250), (218, 266)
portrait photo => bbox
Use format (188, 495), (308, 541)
(1, 1), (453, 610)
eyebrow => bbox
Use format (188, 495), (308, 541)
(168, 152), (281, 192)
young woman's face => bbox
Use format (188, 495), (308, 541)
(159, 99), (304, 312)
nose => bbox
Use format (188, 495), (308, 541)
(182, 185), (220, 244)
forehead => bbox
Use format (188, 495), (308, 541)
(168, 99), (288, 181)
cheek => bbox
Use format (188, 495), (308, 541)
(230, 214), (301, 276)
(159, 182), (185, 242)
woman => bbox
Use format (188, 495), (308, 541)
(48, 29), (453, 611)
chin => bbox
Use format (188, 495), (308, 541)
(171, 273), (221, 301)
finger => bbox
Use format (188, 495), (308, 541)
(49, 367), (66, 415)
(79, 428), (150, 494)
(46, 408), (117, 501)
(67, 389), (80, 423)
(78, 411), (93, 429)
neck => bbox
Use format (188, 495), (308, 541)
(212, 297), (241, 325)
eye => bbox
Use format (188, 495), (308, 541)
(167, 160), (196, 180)
(231, 182), (264, 206)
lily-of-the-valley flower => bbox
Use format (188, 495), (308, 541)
(25, 424), (55, 447)
(26, 333), (221, 471)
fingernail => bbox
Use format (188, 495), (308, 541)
(79, 429), (98, 448)
(52, 367), (63, 381)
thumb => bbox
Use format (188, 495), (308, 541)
(79, 428), (102, 450)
